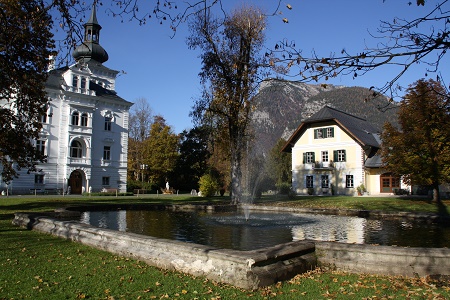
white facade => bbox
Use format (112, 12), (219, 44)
(289, 122), (366, 196)
(282, 106), (409, 196)
(0, 6), (132, 195)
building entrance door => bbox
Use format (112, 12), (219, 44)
(380, 173), (400, 193)
(69, 170), (83, 194)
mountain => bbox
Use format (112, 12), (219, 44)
(250, 79), (399, 155)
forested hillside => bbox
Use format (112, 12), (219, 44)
(250, 79), (399, 155)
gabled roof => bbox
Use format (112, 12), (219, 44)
(281, 105), (381, 153)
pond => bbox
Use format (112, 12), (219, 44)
(79, 209), (450, 251)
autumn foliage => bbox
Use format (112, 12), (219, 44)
(381, 79), (450, 202)
(0, 0), (54, 182)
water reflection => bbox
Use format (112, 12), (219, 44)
(79, 209), (450, 251)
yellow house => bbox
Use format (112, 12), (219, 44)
(281, 106), (406, 196)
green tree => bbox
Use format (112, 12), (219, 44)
(173, 126), (211, 191)
(187, 6), (267, 204)
(380, 79), (450, 203)
(143, 115), (179, 189)
(267, 138), (292, 187)
(198, 172), (220, 197)
(0, 0), (54, 183)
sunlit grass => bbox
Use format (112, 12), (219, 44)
(260, 195), (450, 214)
(1, 195), (449, 299)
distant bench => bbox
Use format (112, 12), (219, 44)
(29, 188), (63, 195)
(101, 188), (118, 193)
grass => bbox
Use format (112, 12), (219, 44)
(259, 195), (450, 214)
(1, 194), (449, 299)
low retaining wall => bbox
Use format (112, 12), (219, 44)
(12, 210), (450, 289)
(315, 241), (450, 277)
(12, 213), (316, 290)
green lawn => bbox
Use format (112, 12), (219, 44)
(1, 195), (449, 299)
(259, 194), (450, 214)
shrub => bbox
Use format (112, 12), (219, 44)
(198, 174), (220, 197)
(276, 182), (291, 195)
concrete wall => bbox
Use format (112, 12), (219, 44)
(315, 241), (450, 277)
(13, 212), (316, 290)
(12, 210), (450, 289)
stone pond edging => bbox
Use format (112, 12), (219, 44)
(12, 212), (316, 290)
(12, 204), (450, 289)
(315, 241), (450, 278)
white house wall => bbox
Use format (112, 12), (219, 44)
(292, 123), (365, 196)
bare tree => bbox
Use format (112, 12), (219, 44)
(188, 6), (267, 204)
(127, 98), (153, 182)
(268, 0), (450, 104)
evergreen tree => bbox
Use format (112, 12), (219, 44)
(173, 126), (211, 191)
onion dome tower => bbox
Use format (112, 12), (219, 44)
(72, 4), (109, 63)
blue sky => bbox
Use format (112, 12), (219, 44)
(75, 1), (440, 133)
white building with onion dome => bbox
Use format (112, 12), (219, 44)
(2, 5), (133, 195)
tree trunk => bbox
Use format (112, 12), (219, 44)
(230, 145), (242, 204)
(432, 182), (441, 203)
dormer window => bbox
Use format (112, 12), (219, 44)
(72, 75), (78, 88)
(80, 77), (86, 90)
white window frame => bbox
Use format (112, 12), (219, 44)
(321, 151), (329, 162)
(103, 146), (111, 160)
(346, 175), (354, 188)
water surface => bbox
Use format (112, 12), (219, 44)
(79, 209), (450, 250)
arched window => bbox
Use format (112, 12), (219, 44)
(80, 77), (86, 90)
(80, 113), (88, 127)
(72, 75), (78, 88)
(70, 140), (83, 158)
(72, 111), (79, 126)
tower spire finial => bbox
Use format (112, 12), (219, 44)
(72, 2), (109, 63)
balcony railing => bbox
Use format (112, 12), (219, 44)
(67, 157), (91, 165)
(313, 161), (334, 170)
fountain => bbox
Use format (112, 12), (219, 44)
(12, 204), (450, 289)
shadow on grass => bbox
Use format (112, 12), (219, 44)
(0, 196), (231, 218)
(437, 201), (450, 217)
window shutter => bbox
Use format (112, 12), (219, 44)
(322, 128), (326, 138)
(343, 150), (346, 162)
(303, 152), (306, 164)
(314, 129), (318, 139)
(312, 152), (315, 162)
(333, 150), (337, 161)
(330, 127), (334, 138)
